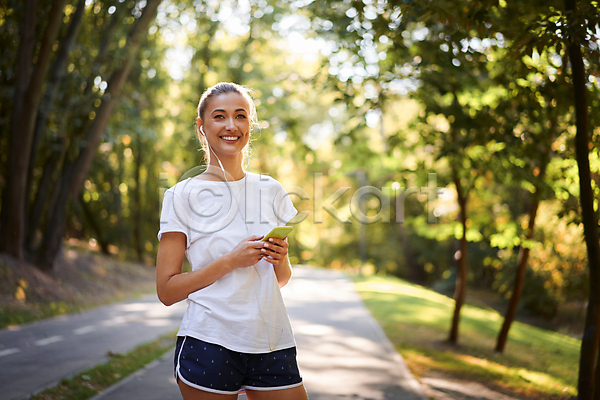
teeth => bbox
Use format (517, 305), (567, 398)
(221, 136), (239, 141)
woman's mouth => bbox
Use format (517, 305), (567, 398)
(221, 136), (240, 142)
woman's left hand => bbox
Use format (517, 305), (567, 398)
(260, 237), (289, 267)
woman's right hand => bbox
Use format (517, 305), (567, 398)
(156, 234), (267, 307)
(226, 235), (267, 269)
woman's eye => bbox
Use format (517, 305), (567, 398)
(236, 114), (247, 119)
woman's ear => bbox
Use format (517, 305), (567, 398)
(197, 118), (204, 135)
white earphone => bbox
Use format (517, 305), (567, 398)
(200, 125), (228, 181)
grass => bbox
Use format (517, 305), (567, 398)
(0, 301), (90, 328)
(351, 273), (580, 400)
(27, 330), (178, 400)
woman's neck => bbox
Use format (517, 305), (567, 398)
(208, 157), (245, 181)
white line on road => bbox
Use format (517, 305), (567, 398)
(0, 348), (21, 357)
(73, 325), (96, 335)
(35, 335), (64, 346)
(101, 316), (130, 327)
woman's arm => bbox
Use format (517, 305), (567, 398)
(156, 232), (266, 306)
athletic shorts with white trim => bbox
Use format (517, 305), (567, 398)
(174, 336), (303, 395)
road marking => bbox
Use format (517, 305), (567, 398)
(0, 348), (21, 357)
(101, 316), (128, 327)
(35, 335), (64, 346)
(73, 325), (96, 335)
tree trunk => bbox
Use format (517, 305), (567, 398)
(449, 168), (467, 344)
(26, 0), (85, 207)
(32, 0), (123, 249)
(70, 0), (161, 201)
(36, 0), (163, 270)
(565, 1), (600, 398)
(25, 135), (68, 252)
(133, 133), (143, 262)
(496, 117), (554, 353)
(495, 186), (541, 352)
(37, 159), (74, 270)
(0, 0), (38, 258)
(1, 0), (66, 258)
(26, 92), (71, 253)
(114, 147), (124, 242)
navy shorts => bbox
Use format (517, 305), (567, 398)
(174, 336), (303, 395)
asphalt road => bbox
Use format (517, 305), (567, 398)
(1, 266), (427, 400)
(91, 266), (427, 400)
(0, 294), (186, 400)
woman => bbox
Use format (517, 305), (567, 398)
(156, 82), (308, 400)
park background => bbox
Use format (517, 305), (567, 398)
(1, 0), (599, 399)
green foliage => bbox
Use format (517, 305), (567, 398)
(293, 0), (598, 324)
(1, 0), (596, 325)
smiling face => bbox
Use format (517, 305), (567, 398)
(198, 92), (251, 162)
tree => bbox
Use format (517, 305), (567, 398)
(0, 0), (66, 258)
(409, 38), (495, 344)
(38, 0), (162, 270)
(0, 0), (163, 269)
(24, 0), (86, 252)
(493, 71), (561, 353)
(299, 2), (599, 385)
(563, 1), (600, 397)
(481, 0), (600, 394)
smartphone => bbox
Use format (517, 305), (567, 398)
(261, 226), (293, 241)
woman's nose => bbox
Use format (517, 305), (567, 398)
(225, 117), (236, 131)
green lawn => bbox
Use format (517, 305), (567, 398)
(351, 274), (580, 399)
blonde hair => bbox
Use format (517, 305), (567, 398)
(196, 82), (258, 166)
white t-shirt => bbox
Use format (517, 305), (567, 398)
(158, 172), (297, 353)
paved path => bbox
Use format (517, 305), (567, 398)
(0, 294), (187, 400)
(90, 266), (426, 400)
